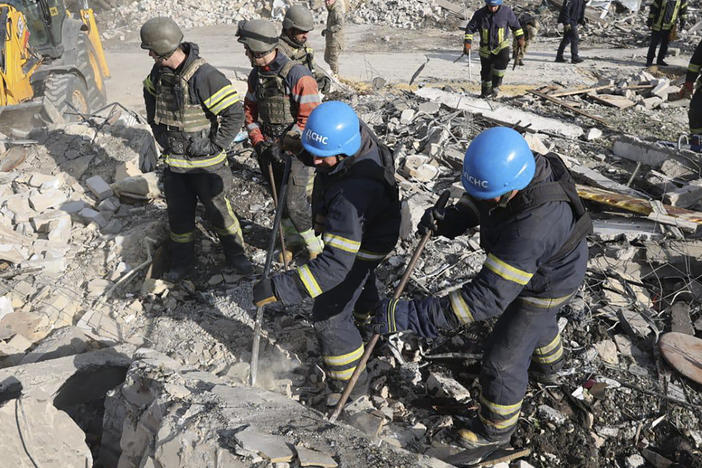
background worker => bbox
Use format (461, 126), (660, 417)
(555, 0), (586, 64)
(253, 102), (401, 402)
(237, 19), (323, 261)
(141, 17), (252, 280)
(463, 0), (524, 98)
(372, 127), (590, 465)
(682, 39), (702, 151)
(513, 12), (539, 66)
(323, 0), (345, 77)
(278, 4), (331, 92)
(646, 0), (687, 66)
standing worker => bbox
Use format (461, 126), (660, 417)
(646, 0), (687, 67)
(278, 5), (331, 92)
(682, 39), (702, 151)
(463, 0), (525, 98)
(372, 127), (590, 465)
(141, 17), (253, 280)
(513, 13), (539, 66)
(237, 19), (324, 262)
(555, 0), (586, 64)
(323, 0), (345, 78)
(252, 101), (401, 402)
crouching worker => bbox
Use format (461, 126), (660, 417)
(372, 127), (591, 464)
(252, 101), (401, 401)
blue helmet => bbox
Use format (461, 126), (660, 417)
(302, 101), (362, 157)
(486, 0), (502, 5)
(461, 127), (535, 199)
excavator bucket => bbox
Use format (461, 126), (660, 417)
(0, 98), (63, 135)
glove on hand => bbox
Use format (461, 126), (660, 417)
(417, 204), (446, 237)
(282, 130), (303, 154)
(517, 36), (526, 48)
(683, 81), (695, 97)
(256, 141), (284, 164)
(463, 42), (472, 53)
(187, 137), (221, 157)
(253, 278), (277, 307)
(564, 23), (572, 33)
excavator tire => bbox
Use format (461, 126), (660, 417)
(43, 72), (90, 121)
(76, 35), (107, 113)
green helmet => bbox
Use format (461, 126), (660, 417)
(236, 19), (278, 54)
(283, 5), (314, 32)
(140, 17), (183, 57)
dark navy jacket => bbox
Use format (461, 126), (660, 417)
(464, 5), (523, 58)
(399, 154), (588, 336)
(272, 122), (401, 305)
(558, 0), (586, 25)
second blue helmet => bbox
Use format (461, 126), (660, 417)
(302, 101), (362, 157)
(461, 127), (535, 200)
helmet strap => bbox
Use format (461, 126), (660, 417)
(496, 192), (512, 209)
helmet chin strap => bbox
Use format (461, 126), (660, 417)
(496, 191), (512, 208)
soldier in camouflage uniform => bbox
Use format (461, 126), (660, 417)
(278, 4), (331, 92)
(513, 13), (539, 66)
(323, 0), (345, 76)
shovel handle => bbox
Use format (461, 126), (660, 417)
(329, 190), (450, 422)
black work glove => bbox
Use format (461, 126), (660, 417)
(187, 137), (221, 157)
(253, 278), (277, 307)
(646, 18), (653, 28)
(322, 29), (327, 37)
(255, 141), (284, 164)
(564, 23), (572, 33)
(417, 204), (446, 238)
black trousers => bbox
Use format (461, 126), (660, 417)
(479, 47), (511, 93)
(690, 86), (702, 135)
(647, 29), (671, 64)
(164, 164), (244, 265)
(557, 23), (579, 59)
(255, 152), (314, 233)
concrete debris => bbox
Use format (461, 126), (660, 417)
(426, 372), (471, 401)
(295, 445), (338, 467)
(235, 426), (294, 462)
(0, 397), (93, 467)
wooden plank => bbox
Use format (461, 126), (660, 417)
(659, 332), (702, 385)
(549, 84), (614, 98)
(528, 89), (611, 128)
(587, 92), (636, 109)
(577, 184), (702, 226)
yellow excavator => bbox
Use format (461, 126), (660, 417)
(0, 0), (110, 134)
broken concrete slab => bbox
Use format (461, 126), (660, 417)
(0, 397), (93, 466)
(20, 326), (97, 364)
(86, 175), (113, 201)
(662, 180), (702, 208)
(414, 88), (583, 138)
(235, 426), (294, 462)
(112, 173), (161, 200)
(28, 189), (68, 213)
(426, 373), (471, 401)
(612, 135), (692, 169)
(295, 445), (338, 467)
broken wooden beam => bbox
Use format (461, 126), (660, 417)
(549, 84), (614, 98)
(577, 184), (702, 227)
(527, 89), (611, 128)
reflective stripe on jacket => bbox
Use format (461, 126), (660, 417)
(464, 5), (523, 57)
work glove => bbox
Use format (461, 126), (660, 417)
(255, 141), (284, 164)
(253, 278), (277, 307)
(281, 130), (303, 154)
(322, 29), (327, 37)
(564, 23), (572, 33)
(187, 137), (221, 157)
(417, 204), (446, 237)
(646, 18), (653, 28)
(463, 42), (471, 54)
(682, 81), (695, 97)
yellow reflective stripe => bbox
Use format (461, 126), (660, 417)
(165, 151), (227, 169)
(170, 231), (195, 243)
(534, 334), (561, 356)
(203, 84), (235, 107)
(465, 33), (473, 40)
(691, 127), (702, 135)
(449, 291), (473, 324)
(322, 233), (360, 254)
(297, 264), (322, 297)
(328, 366), (356, 380)
(481, 28), (488, 43)
(479, 395), (522, 415)
(520, 294), (572, 309)
(498, 27), (504, 44)
(689, 64), (701, 73)
(514, 28), (524, 37)
(323, 344), (364, 367)
(215, 221), (242, 236)
(533, 346), (563, 364)
(484, 253), (533, 285)
(143, 76), (155, 95)
(479, 411), (521, 430)
(356, 249), (388, 261)
(210, 94), (240, 115)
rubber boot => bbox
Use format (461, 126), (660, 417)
(221, 236), (253, 275)
(480, 81), (492, 98)
(326, 370), (370, 407)
(555, 54), (566, 63)
(165, 241), (194, 283)
(299, 229), (324, 260)
(451, 419), (513, 465)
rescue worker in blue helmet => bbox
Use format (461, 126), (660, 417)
(252, 101), (401, 401)
(372, 127), (591, 464)
(464, 0), (525, 98)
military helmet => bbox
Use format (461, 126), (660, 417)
(236, 19), (279, 54)
(140, 17), (183, 57)
(283, 5), (315, 32)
